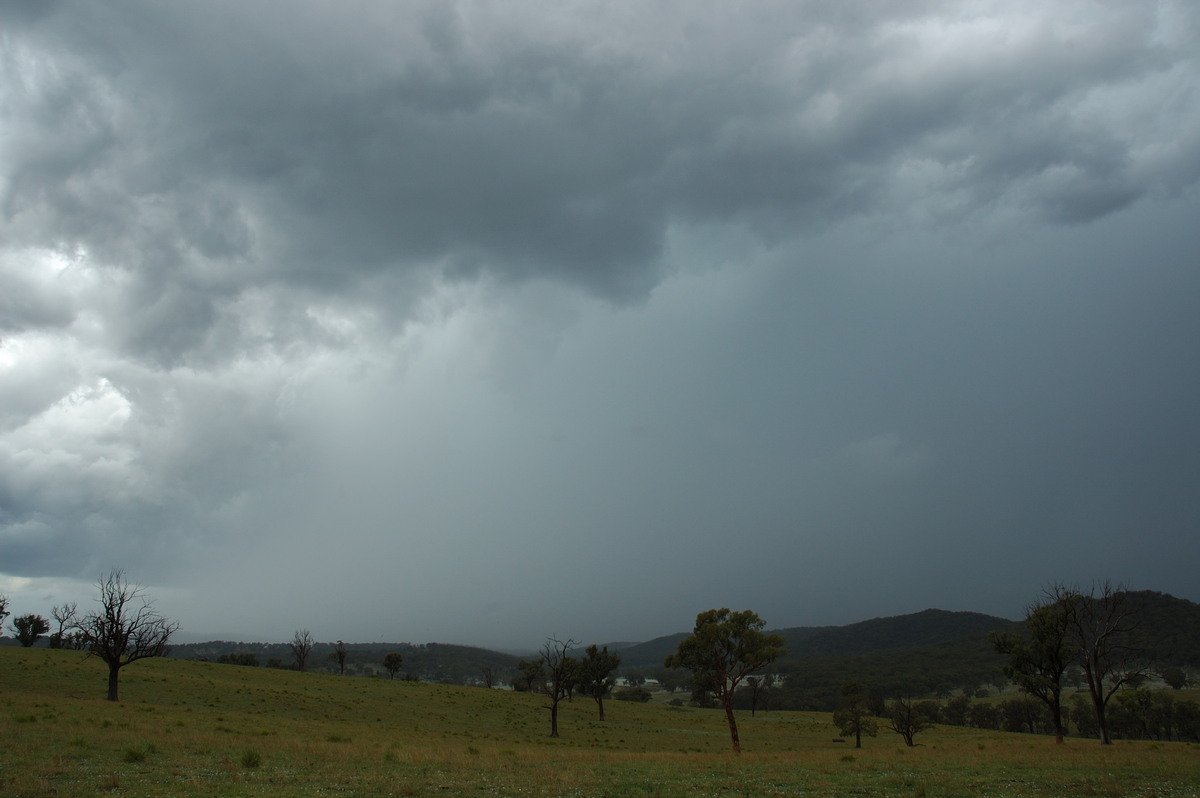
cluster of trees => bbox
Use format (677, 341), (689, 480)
(768, 643), (1004, 711)
(512, 639), (623, 736)
(991, 581), (1152, 744)
(212, 643), (409, 678)
(210, 631), (410, 680)
(1, 594), (61, 648)
(510, 608), (790, 749)
(1087, 689), (1200, 741)
(2, 571), (178, 701)
(828, 685), (1200, 743)
(8, 575), (1192, 752)
(831, 684), (934, 748)
(826, 582), (1180, 748)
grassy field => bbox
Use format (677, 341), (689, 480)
(2, 648), (1197, 797)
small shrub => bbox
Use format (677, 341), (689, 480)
(123, 747), (147, 763)
(240, 749), (263, 768)
(614, 686), (653, 703)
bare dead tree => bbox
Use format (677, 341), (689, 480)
(78, 570), (179, 701)
(50, 602), (81, 649)
(744, 672), (776, 716)
(886, 697), (929, 747)
(539, 636), (578, 737)
(290, 629), (315, 671)
(331, 639), (349, 675)
(1053, 581), (1151, 744)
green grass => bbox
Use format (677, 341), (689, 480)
(2, 647), (1197, 797)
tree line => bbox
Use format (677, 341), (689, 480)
(830, 682), (1200, 746)
(5, 574), (1189, 750)
(991, 580), (1154, 744)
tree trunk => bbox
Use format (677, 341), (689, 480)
(107, 663), (121, 702)
(1052, 702), (1065, 744)
(1085, 672), (1113, 744)
(595, 695), (606, 722)
(1095, 699), (1112, 745)
(723, 698), (741, 753)
(854, 730), (862, 748)
(549, 701), (559, 737)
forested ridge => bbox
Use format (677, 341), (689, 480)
(7, 588), (1197, 742)
(132, 592), (1199, 704)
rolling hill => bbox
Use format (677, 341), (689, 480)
(45, 590), (1190, 705)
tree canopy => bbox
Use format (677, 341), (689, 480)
(665, 608), (786, 753)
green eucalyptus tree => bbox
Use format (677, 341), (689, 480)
(577, 644), (621, 721)
(665, 608), (786, 753)
(992, 590), (1076, 743)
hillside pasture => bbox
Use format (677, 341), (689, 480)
(2, 648), (1196, 797)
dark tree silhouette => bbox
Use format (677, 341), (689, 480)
(743, 672), (776, 716)
(331, 640), (349, 675)
(512, 658), (545, 692)
(539, 636), (577, 737)
(1162, 667), (1187, 690)
(77, 570), (178, 701)
(578, 644), (621, 721)
(833, 681), (878, 748)
(1056, 581), (1151, 744)
(383, 652), (404, 679)
(886, 697), (929, 747)
(12, 614), (50, 647)
(992, 588), (1076, 743)
(49, 602), (80, 649)
(290, 629), (315, 672)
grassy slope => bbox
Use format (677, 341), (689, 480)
(3, 647), (1197, 798)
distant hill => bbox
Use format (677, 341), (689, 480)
(1125, 590), (1200, 666)
(605, 633), (692, 669)
(611, 609), (1016, 670)
(167, 640), (519, 684)
(780, 608), (1018, 659)
(615, 595), (1200, 711)
(159, 592), (1198, 696)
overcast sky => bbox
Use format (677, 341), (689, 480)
(2, 1), (1199, 650)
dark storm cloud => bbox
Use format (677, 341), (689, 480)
(7, 2), (1194, 329)
(2, 1), (1199, 645)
